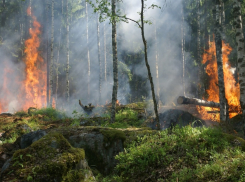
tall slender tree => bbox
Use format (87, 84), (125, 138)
(154, 20), (160, 103)
(110, 0), (118, 123)
(66, 0), (70, 103)
(97, 13), (102, 104)
(181, 3), (186, 96)
(49, 0), (54, 107)
(233, 0), (245, 116)
(197, 0), (202, 97)
(104, 22), (107, 82)
(86, 1), (91, 101)
(215, 0), (228, 122)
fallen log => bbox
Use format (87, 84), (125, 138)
(177, 96), (220, 108)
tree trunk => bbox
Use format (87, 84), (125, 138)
(66, 0), (70, 103)
(97, 13), (102, 104)
(104, 22), (107, 82)
(110, 0), (118, 123)
(197, 0), (202, 97)
(181, 3), (186, 96)
(46, 0), (50, 107)
(49, 0), (54, 107)
(86, 1), (91, 101)
(215, 0), (228, 122)
(140, 0), (160, 130)
(56, 9), (62, 106)
(177, 96), (220, 108)
(233, 0), (245, 116)
(154, 21), (160, 103)
(221, 1), (225, 39)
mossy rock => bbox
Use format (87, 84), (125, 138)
(1, 132), (93, 182)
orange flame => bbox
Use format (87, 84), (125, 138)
(21, 7), (47, 110)
(116, 100), (120, 105)
(197, 40), (241, 121)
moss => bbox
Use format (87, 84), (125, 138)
(2, 132), (86, 182)
(223, 133), (245, 151)
(100, 128), (126, 146)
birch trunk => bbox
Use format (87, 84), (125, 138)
(97, 14), (102, 104)
(86, 2), (91, 101)
(104, 22), (107, 82)
(140, 0), (160, 130)
(154, 21), (160, 103)
(181, 3), (186, 96)
(49, 0), (54, 107)
(66, 0), (70, 103)
(233, 0), (245, 116)
(215, 0), (228, 122)
(46, 0), (50, 107)
(110, 0), (118, 123)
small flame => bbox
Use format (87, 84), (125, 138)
(197, 39), (241, 121)
(116, 100), (120, 105)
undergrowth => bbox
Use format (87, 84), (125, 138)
(98, 125), (245, 182)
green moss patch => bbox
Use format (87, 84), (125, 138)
(1, 132), (86, 182)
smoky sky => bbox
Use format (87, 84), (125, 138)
(0, 0), (194, 113)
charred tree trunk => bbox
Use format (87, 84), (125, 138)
(197, 0), (202, 98)
(97, 14), (102, 104)
(233, 0), (245, 117)
(86, 1), (91, 101)
(49, 0), (54, 107)
(140, 0), (160, 130)
(110, 0), (118, 123)
(215, 0), (228, 122)
(66, 0), (70, 104)
(177, 96), (220, 108)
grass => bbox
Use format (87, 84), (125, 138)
(97, 125), (245, 182)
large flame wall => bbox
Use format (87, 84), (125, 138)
(0, 7), (46, 113)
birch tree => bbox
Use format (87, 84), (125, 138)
(181, 3), (186, 96)
(66, 0), (70, 103)
(49, 0), (54, 107)
(97, 13), (102, 104)
(86, 1), (91, 101)
(233, 0), (245, 117)
(214, 0), (228, 122)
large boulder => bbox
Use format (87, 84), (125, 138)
(1, 132), (95, 182)
(66, 127), (126, 175)
(146, 109), (206, 130)
(19, 129), (47, 149)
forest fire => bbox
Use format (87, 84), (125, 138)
(197, 40), (241, 121)
(22, 7), (47, 110)
(0, 7), (46, 113)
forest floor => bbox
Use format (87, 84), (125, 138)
(0, 102), (245, 181)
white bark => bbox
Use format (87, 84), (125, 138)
(49, 0), (54, 107)
(66, 0), (70, 103)
(97, 14), (102, 104)
(86, 2), (91, 101)
(233, 0), (245, 115)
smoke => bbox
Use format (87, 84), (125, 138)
(0, 0), (195, 114)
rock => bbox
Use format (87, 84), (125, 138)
(146, 109), (206, 130)
(1, 132), (95, 182)
(20, 130), (47, 149)
(0, 157), (12, 177)
(67, 128), (126, 175)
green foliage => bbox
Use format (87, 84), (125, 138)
(14, 110), (28, 117)
(114, 125), (245, 181)
(31, 107), (66, 121)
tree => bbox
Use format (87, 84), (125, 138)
(110, 0), (118, 123)
(233, 0), (245, 117)
(49, 0), (54, 107)
(214, 0), (228, 122)
(86, 1), (91, 101)
(97, 13), (102, 104)
(66, 0), (70, 103)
